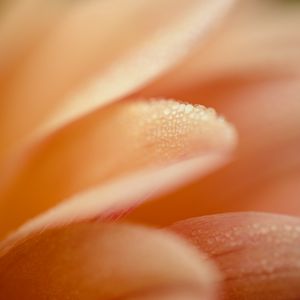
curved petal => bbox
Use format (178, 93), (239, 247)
(0, 222), (219, 300)
(0, 0), (235, 156)
(0, 99), (236, 238)
(126, 1), (300, 224)
(171, 212), (300, 300)
(141, 0), (300, 95)
(128, 77), (300, 224)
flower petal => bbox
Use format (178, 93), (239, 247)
(0, 99), (236, 239)
(0, 0), (235, 156)
(0, 0), (70, 72)
(125, 1), (300, 225)
(0, 222), (219, 300)
(171, 212), (300, 300)
(141, 0), (300, 95)
(128, 76), (300, 224)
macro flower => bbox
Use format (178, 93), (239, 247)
(0, 1), (300, 299)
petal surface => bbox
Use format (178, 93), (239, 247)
(126, 1), (300, 224)
(171, 212), (300, 300)
(141, 0), (300, 95)
(0, 0), (235, 156)
(0, 222), (219, 300)
(0, 0), (71, 72)
(128, 77), (300, 224)
(0, 99), (236, 239)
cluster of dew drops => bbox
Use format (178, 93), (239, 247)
(129, 98), (225, 161)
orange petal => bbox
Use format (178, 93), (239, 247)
(171, 212), (300, 299)
(0, 0), (235, 156)
(0, 222), (219, 300)
(0, 0), (71, 72)
(0, 99), (236, 239)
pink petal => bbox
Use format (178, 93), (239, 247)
(171, 212), (300, 299)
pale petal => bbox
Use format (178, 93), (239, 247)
(0, 0), (235, 155)
(0, 99), (236, 238)
(128, 76), (300, 224)
(126, 2), (300, 225)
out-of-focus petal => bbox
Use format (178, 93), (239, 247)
(141, 0), (300, 95)
(171, 212), (300, 300)
(0, 223), (219, 300)
(0, 99), (236, 238)
(0, 0), (235, 156)
(0, 0), (72, 73)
